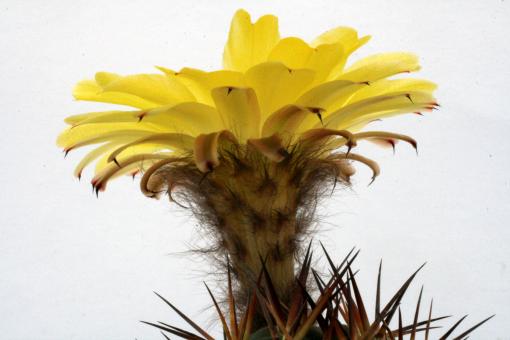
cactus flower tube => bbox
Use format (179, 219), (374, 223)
(58, 9), (437, 304)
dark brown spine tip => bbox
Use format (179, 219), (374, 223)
(316, 112), (324, 125)
(206, 161), (214, 172)
(77, 172), (82, 181)
(405, 93), (414, 103)
(137, 112), (147, 122)
(113, 158), (121, 167)
(227, 87), (233, 95)
(414, 112), (423, 116)
(63, 148), (72, 158)
(387, 139), (396, 154)
(287, 68), (293, 73)
(346, 142), (355, 155)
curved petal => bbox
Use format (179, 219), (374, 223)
(295, 80), (369, 132)
(94, 143), (176, 174)
(157, 66), (245, 106)
(107, 133), (195, 165)
(299, 128), (355, 152)
(73, 140), (129, 179)
(248, 134), (288, 162)
(138, 102), (223, 135)
(296, 80), (368, 110)
(64, 110), (139, 126)
(342, 153), (380, 184)
(305, 43), (346, 83)
(245, 62), (315, 120)
(66, 110), (142, 126)
(311, 26), (370, 53)
(194, 130), (238, 172)
(311, 27), (370, 79)
(100, 73), (195, 105)
(140, 157), (184, 198)
(318, 92), (437, 130)
(262, 105), (312, 140)
(268, 38), (347, 84)
(353, 131), (417, 152)
(211, 86), (261, 142)
(223, 9), (280, 72)
(63, 103), (222, 146)
(338, 53), (421, 82)
(92, 153), (170, 193)
(73, 72), (195, 109)
(346, 78), (437, 105)
(268, 37), (313, 69)
(73, 80), (157, 109)
(57, 126), (157, 151)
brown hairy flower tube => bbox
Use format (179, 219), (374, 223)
(140, 138), (356, 304)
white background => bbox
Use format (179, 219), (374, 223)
(1, 0), (509, 339)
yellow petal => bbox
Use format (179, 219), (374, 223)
(70, 102), (223, 136)
(94, 72), (121, 86)
(66, 110), (141, 126)
(57, 125), (158, 150)
(311, 26), (370, 54)
(223, 9), (280, 72)
(194, 131), (238, 172)
(245, 62), (315, 120)
(92, 153), (170, 193)
(305, 43), (346, 83)
(296, 80), (367, 110)
(93, 143), (172, 175)
(100, 73), (195, 105)
(73, 72), (195, 109)
(261, 105), (312, 140)
(346, 78), (437, 104)
(295, 80), (368, 132)
(339, 53), (421, 82)
(73, 80), (157, 109)
(311, 27), (370, 79)
(268, 37), (313, 69)
(73, 140), (128, 179)
(319, 92), (436, 130)
(268, 38), (348, 84)
(139, 102), (223, 135)
(64, 110), (137, 126)
(107, 133), (194, 164)
(157, 67), (245, 106)
(211, 86), (261, 142)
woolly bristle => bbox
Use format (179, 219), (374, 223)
(141, 141), (354, 302)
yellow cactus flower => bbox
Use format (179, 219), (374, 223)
(58, 9), (437, 300)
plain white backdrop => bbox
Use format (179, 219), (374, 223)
(1, 0), (509, 339)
